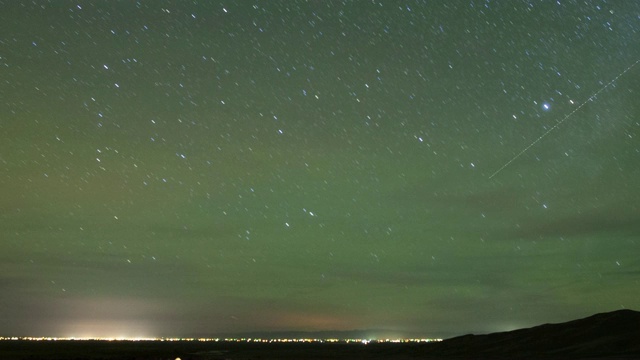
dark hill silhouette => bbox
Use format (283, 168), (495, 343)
(421, 309), (640, 359)
(1, 310), (638, 359)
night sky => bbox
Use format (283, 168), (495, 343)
(1, 1), (639, 340)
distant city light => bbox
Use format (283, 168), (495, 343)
(0, 336), (442, 343)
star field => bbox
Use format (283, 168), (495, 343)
(1, 1), (639, 339)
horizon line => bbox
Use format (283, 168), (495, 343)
(0, 336), (443, 343)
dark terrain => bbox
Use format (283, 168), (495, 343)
(1, 309), (638, 359)
(420, 309), (640, 359)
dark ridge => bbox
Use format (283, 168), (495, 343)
(1, 310), (638, 359)
(420, 309), (640, 359)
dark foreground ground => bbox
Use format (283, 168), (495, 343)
(0, 339), (638, 360)
(0, 340), (426, 360)
(2, 309), (639, 360)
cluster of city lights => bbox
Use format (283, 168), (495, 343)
(0, 336), (442, 343)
